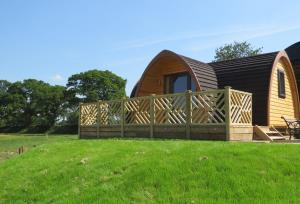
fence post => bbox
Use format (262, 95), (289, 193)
(78, 103), (82, 139)
(150, 94), (155, 138)
(97, 101), (100, 138)
(186, 90), (192, 139)
(121, 98), (125, 137)
(225, 86), (232, 141)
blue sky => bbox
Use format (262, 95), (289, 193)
(1, 0), (300, 95)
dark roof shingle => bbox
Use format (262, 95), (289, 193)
(209, 52), (279, 125)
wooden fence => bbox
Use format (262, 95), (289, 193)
(79, 87), (253, 140)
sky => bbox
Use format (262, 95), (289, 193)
(1, 0), (300, 95)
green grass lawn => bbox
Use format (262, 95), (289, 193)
(0, 134), (77, 163)
(0, 135), (300, 204)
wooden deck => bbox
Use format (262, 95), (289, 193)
(79, 87), (253, 141)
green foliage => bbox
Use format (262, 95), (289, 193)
(0, 137), (300, 203)
(0, 80), (11, 93)
(66, 69), (126, 104)
(0, 69), (127, 133)
(214, 41), (263, 62)
(0, 81), (10, 127)
(0, 79), (65, 131)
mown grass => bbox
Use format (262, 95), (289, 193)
(0, 134), (76, 163)
(0, 135), (300, 203)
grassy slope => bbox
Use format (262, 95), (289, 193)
(0, 136), (300, 204)
(0, 134), (76, 163)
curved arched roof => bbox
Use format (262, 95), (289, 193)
(285, 42), (300, 97)
(285, 41), (300, 60)
(130, 81), (139, 98)
(178, 54), (219, 90)
(209, 52), (279, 125)
(132, 50), (218, 97)
(209, 52), (279, 89)
(209, 51), (298, 125)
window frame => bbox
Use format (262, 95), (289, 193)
(164, 72), (196, 94)
(277, 69), (286, 99)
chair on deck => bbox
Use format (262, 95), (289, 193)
(281, 116), (300, 140)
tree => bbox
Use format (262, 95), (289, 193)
(214, 41), (263, 62)
(63, 70), (126, 129)
(0, 80), (11, 127)
(66, 69), (127, 104)
(1, 79), (65, 131)
(0, 69), (127, 133)
(0, 80), (11, 93)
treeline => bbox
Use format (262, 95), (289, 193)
(0, 70), (126, 133)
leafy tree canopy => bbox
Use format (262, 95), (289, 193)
(0, 69), (126, 133)
(0, 80), (11, 94)
(1, 79), (65, 130)
(214, 41), (263, 62)
(66, 69), (127, 104)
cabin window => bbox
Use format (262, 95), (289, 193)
(277, 70), (286, 98)
(164, 72), (196, 94)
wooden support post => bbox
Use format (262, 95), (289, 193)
(121, 98), (125, 137)
(18, 146), (24, 154)
(186, 90), (192, 139)
(78, 103), (82, 139)
(97, 101), (101, 138)
(225, 86), (232, 141)
(150, 94), (155, 138)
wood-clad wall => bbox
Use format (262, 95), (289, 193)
(137, 55), (198, 97)
(269, 60), (298, 126)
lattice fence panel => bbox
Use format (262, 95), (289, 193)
(125, 98), (150, 125)
(80, 103), (98, 126)
(191, 91), (225, 124)
(79, 89), (253, 130)
(154, 94), (186, 124)
(99, 101), (122, 125)
(230, 91), (252, 124)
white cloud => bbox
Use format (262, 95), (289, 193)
(115, 23), (300, 51)
(51, 74), (63, 82)
(184, 24), (300, 52)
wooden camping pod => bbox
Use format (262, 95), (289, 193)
(132, 50), (300, 127)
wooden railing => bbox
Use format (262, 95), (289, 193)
(79, 87), (252, 139)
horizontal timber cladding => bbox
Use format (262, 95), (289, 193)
(269, 60), (299, 126)
(79, 88), (253, 141)
(190, 125), (226, 140)
(229, 126), (253, 141)
(80, 125), (227, 140)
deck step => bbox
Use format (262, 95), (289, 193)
(267, 130), (282, 134)
(254, 126), (286, 141)
(269, 136), (286, 140)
